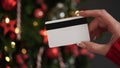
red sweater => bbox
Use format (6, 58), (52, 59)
(106, 37), (120, 66)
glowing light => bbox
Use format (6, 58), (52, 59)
(57, 3), (64, 8)
(5, 17), (10, 24)
(75, 10), (80, 16)
(5, 56), (10, 62)
(33, 21), (39, 26)
(11, 41), (16, 48)
(21, 48), (27, 54)
(4, 46), (8, 52)
(15, 27), (20, 34)
(40, 29), (47, 36)
(60, 12), (65, 18)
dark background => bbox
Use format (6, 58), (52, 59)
(79, 0), (120, 68)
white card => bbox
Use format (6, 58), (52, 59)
(45, 16), (90, 48)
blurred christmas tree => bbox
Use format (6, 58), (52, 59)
(0, 0), (94, 68)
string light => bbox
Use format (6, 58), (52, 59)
(5, 56), (10, 62)
(5, 17), (10, 24)
(4, 46), (8, 52)
(21, 48), (27, 54)
(60, 12), (65, 18)
(75, 10), (80, 16)
(11, 41), (16, 48)
(33, 21), (39, 26)
(15, 27), (20, 34)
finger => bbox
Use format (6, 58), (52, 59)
(79, 10), (102, 17)
(91, 28), (106, 40)
(78, 41), (108, 55)
(88, 19), (99, 33)
(88, 18), (100, 40)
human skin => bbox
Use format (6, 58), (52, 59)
(78, 9), (120, 56)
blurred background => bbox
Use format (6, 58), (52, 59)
(0, 0), (119, 68)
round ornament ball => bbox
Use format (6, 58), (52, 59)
(34, 8), (44, 19)
(16, 54), (24, 64)
(45, 48), (59, 59)
(1, 0), (16, 11)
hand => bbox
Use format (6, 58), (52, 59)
(78, 9), (120, 55)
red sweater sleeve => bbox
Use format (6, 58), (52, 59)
(105, 37), (120, 66)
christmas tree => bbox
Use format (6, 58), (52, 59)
(0, 0), (94, 68)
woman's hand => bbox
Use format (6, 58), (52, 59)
(78, 9), (120, 55)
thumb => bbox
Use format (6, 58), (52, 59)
(78, 41), (108, 55)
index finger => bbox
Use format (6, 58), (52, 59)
(79, 9), (105, 17)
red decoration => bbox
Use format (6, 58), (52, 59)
(39, 29), (47, 36)
(21, 64), (28, 68)
(87, 53), (95, 59)
(43, 36), (48, 44)
(1, 0), (16, 11)
(34, 8), (44, 18)
(0, 19), (16, 35)
(39, 28), (48, 44)
(63, 46), (71, 54)
(16, 54), (24, 64)
(22, 54), (29, 60)
(0, 53), (2, 60)
(64, 44), (79, 56)
(8, 31), (16, 40)
(6, 65), (10, 68)
(45, 48), (59, 59)
(41, 3), (47, 11)
(80, 48), (88, 55)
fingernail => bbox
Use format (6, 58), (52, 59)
(78, 42), (86, 48)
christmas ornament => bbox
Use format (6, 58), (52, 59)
(8, 31), (16, 40)
(22, 54), (28, 60)
(45, 48), (59, 59)
(0, 53), (2, 60)
(21, 64), (28, 68)
(69, 44), (79, 57)
(0, 18), (16, 35)
(39, 29), (47, 36)
(43, 36), (48, 44)
(41, 3), (47, 11)
(34, 8), (44, 19)
(39, 28), (48, 44)
(80, 48), (88, 55)
(1, 0), (17, 11)
(6, 65), (11, 68)
(63, 46), (71, 54)
(87, 53), (95, 59)
(16, 54), (24, 64)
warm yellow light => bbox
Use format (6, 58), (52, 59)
(11, 41), (16, 48)
(33, 21), (39, 26)
(15, 27), (20, 34)
(5, 17), (10, 24)
(5, 56), (10, 62)
(21, 48), (27, 54)
(4, 46), (8, 52)
(75, 10), (80, 16)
